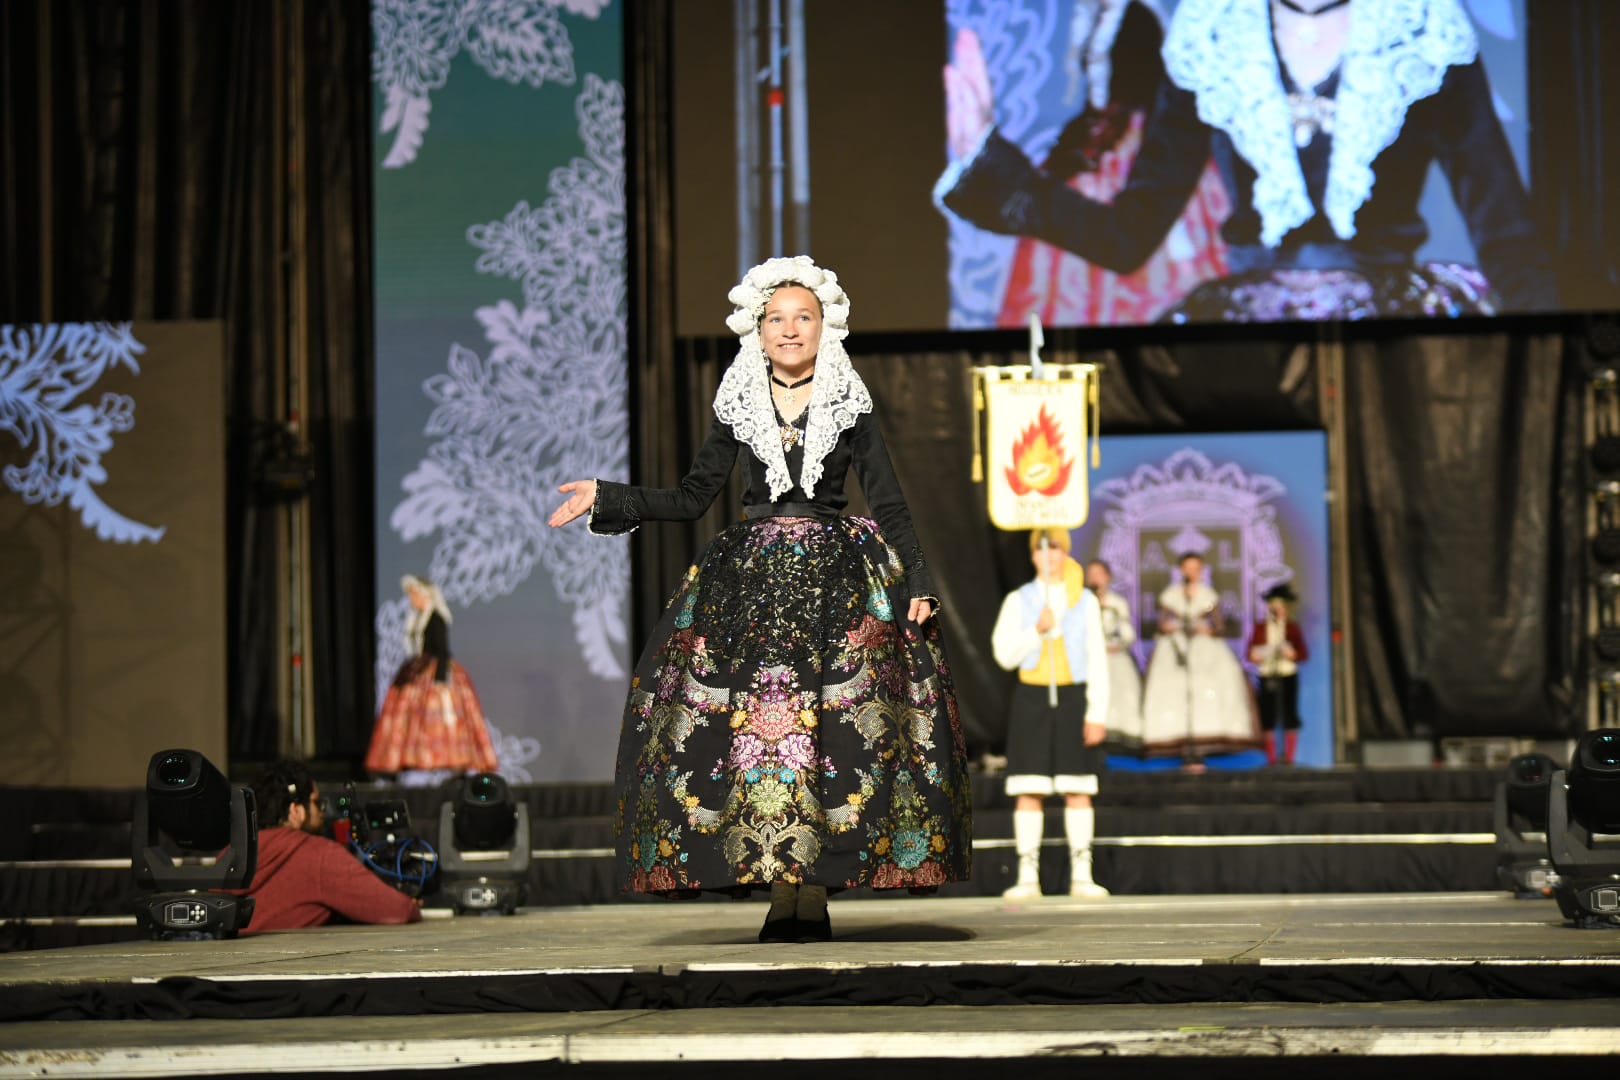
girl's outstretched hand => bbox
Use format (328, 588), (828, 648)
(549, 480), (597, 528)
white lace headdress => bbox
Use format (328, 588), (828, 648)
(713, 255), (872, 501)
(1163, 0), (1477, 246)
(401, 573), (452, 655)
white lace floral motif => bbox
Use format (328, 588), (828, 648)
(388, 74), (629, 681)
(372, 0), (606, 169)
(1164, 0), (1477, 246)
(0, 322), (164, 544)
(712, 257), (872, 501)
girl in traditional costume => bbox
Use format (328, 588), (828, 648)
(548, 257), (971, 942)
(1139, 552), (1257, 758)
(1248, 582), (1310, 764)
(365, 575), (499, 782)
(1086, 558), (1144, 748)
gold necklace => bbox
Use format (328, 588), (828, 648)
(771, 370), (813, 448)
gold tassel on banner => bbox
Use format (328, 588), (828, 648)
(970, 373), (985, 484)
(1090, 369), (1100, 469)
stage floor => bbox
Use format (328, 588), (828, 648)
(4, 894), (1619, 1075)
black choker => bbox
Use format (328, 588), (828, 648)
(770, 372), (814, 390)
(1275, 0), (1351, 15)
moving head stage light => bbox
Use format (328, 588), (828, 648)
(1494, 752), (1560, 898)
(1548, 729), (1620, 928)
(131, 749), (257, 939)
(438, 772), (531, 915)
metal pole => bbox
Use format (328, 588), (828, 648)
(733, 0), (758, 275)
(291, 0), (316, 758)
(280, 1), (316, 757)
(270, 1), (293, 756)
(786, 0), (810, 254)
(1319, 333), (1357, 761)
(766, 0), (784, 258)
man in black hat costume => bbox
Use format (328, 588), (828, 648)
(1246, 583), (1309, 765)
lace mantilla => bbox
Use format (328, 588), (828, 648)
(713, 257), (872, 501)
(1163, 0), (1477, 246)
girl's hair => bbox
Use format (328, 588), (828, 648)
(760, 280), (824, 321)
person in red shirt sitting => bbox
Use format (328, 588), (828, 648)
(232, 761), (422, 933)
(1246, 583), (1310, 766)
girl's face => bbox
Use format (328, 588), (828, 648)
(760, 285), (823, 366)
(407, 584), (431, 611)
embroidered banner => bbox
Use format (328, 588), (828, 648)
(975, 365), (1099, 530)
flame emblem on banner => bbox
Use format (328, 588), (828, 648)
(1005, 403), (1074, 496)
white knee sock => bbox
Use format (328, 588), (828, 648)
(1065, 807), (1096, 883)
(1013, 808), (1044, 885)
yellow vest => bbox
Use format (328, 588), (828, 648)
(1018, 557), (1085, 687)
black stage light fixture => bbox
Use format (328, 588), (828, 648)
(1547, 729), (1620, 928)
(437, 772), (531, 915)
(131, 749), (258, 939)
(1493, 752), (1560, 898)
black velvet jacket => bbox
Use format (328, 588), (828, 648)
(942, 57), (1556, 310)
(590, 408), (936, 600)
(402, 611), (451, 685)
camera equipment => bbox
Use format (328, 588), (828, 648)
(337, 782), (437, 896)
(130, 749), (258, 940)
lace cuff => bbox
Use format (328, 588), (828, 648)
(586, 479), (641, 536)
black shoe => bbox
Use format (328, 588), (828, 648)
(793, 913), (832, 943)
(758, 916), (799, 943)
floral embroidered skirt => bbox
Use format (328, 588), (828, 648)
(616, 515), (972, 894)
(1163, 262), (1496, 323)
(364, 658), (500, 775)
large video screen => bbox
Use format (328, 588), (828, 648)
(672, 0), (1615, 332)
(372, 1), (629, 782)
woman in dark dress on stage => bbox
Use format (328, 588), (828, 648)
(548, 257), (971, 942)
(365, 575), (499, 781)
(939, 0), (1556, 320)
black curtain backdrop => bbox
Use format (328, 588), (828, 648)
(0, 0), (376, 765)
(1344, 335), (1586, 739)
